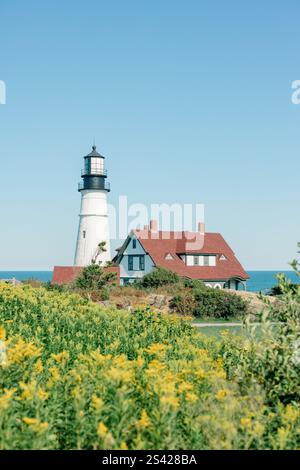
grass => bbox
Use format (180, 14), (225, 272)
(197, 325), (244, 337)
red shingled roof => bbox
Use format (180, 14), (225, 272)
(133, 229), (249, 281)
(52, 266), (120, 285)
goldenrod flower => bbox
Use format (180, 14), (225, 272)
(215, 389), (229, 401)
(34, 359), (43, 374)
(240, 417), (251, 428)
(137, 410), (151, 428)
(185, 392), (198, 403)
(160, 395), (179, 410)
(0, 326), (6, 341)
(0, 388), (16, 410)
(52, 351), (70, 364)
(23, 417), (49, 433)
(91, 394), (104, 411)
(97, 421), (108, 438)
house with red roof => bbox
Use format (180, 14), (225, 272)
(113, 220), (249, 290)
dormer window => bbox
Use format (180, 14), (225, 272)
(203, 256), (209, 266)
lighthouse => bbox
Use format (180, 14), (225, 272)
(74, 145), (111, 266)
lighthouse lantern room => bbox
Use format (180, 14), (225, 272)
(74, 145), (111, 266)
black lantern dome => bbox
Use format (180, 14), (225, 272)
(78, 145), (110, 192)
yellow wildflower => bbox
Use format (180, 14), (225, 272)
(52, 351), (70, 364)
(146, 343), (167, 356)
(240, 417), (252, 428)
(23, 417), (49, 433)
(253, 422), (264, 437)
(277, 426), (289, 449)
(0, 326), (6, 341)
(185, 392), (198, 403)
(34, 359), (43, 374)
(178, 381), (193, 393)
(106, 367), (132, 383)
(19, 381), (35, 401)
(136, 356), (144, 368)
(120, 442), (128, 450)
(195, 368), (205, 379)
(283, 404), (299, 423)
(215, 389), (229, 401)
(36, 389), (49, 401)
(49, 366), (60, 382)
(0, 388), (16, 410)
(137, 410), (151, 428)
(97, 421), (108, 438)
(91, 394), (104, 411)
(8, 338), (41, 364)
(160, 395), (179, 410)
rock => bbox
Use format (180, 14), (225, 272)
(147, 294), (168, 309)
(115, 297), (132, 310)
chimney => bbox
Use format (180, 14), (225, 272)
(149, 219), (158, 232)
(143, 224), (148, 230)
(198, 222), (205, 234)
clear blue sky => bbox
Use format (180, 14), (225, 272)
(0, 0), (299, 270)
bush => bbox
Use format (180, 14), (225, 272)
(171, 286), (248, 319)
(220, 245), (300, 408)
(73, 264), (116, 300)
(136, 267), (180, 289)
(193, 288), (248, 319)
(169, 291), (197, 316)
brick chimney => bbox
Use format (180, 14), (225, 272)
(198, 222), (205, 235)
(149, 219), (158, 232)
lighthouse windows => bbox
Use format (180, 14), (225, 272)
(82, 230), (86, 239)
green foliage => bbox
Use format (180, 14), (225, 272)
(169, 291), (197, 316)
(136, 267), (180, 289)
(73, 264), (116, 301)
(193, 287), (248, 319)
(1, 278), (300, 449)
(74, 264), (110, 290)
(171, 285), (248, 319)
(221, 244), (300, 407)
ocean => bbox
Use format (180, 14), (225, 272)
(0, 270), (299, 293)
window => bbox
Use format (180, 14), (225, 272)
(220, 254), (227, 261)
(194, 256), (199, 266)
(128, 255), (133, 271)
(203, 256), (209, 266)
(83, 230), (86, 239)
(139, 255), (145, 271)
(132, 239), (137, 249)
(165, 253), (173, 260)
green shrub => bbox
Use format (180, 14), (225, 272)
(169, 291), (197, 316)
(221, 244), (300, 405)
(136, 267), (180, 289)
(73, 264), (116, 300)
(171, 286), (248, 319)
(193, 288), (248, 319)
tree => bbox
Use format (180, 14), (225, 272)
(74, 263), (115, 292)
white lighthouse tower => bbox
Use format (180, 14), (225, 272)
(74, 145), (111, 266)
